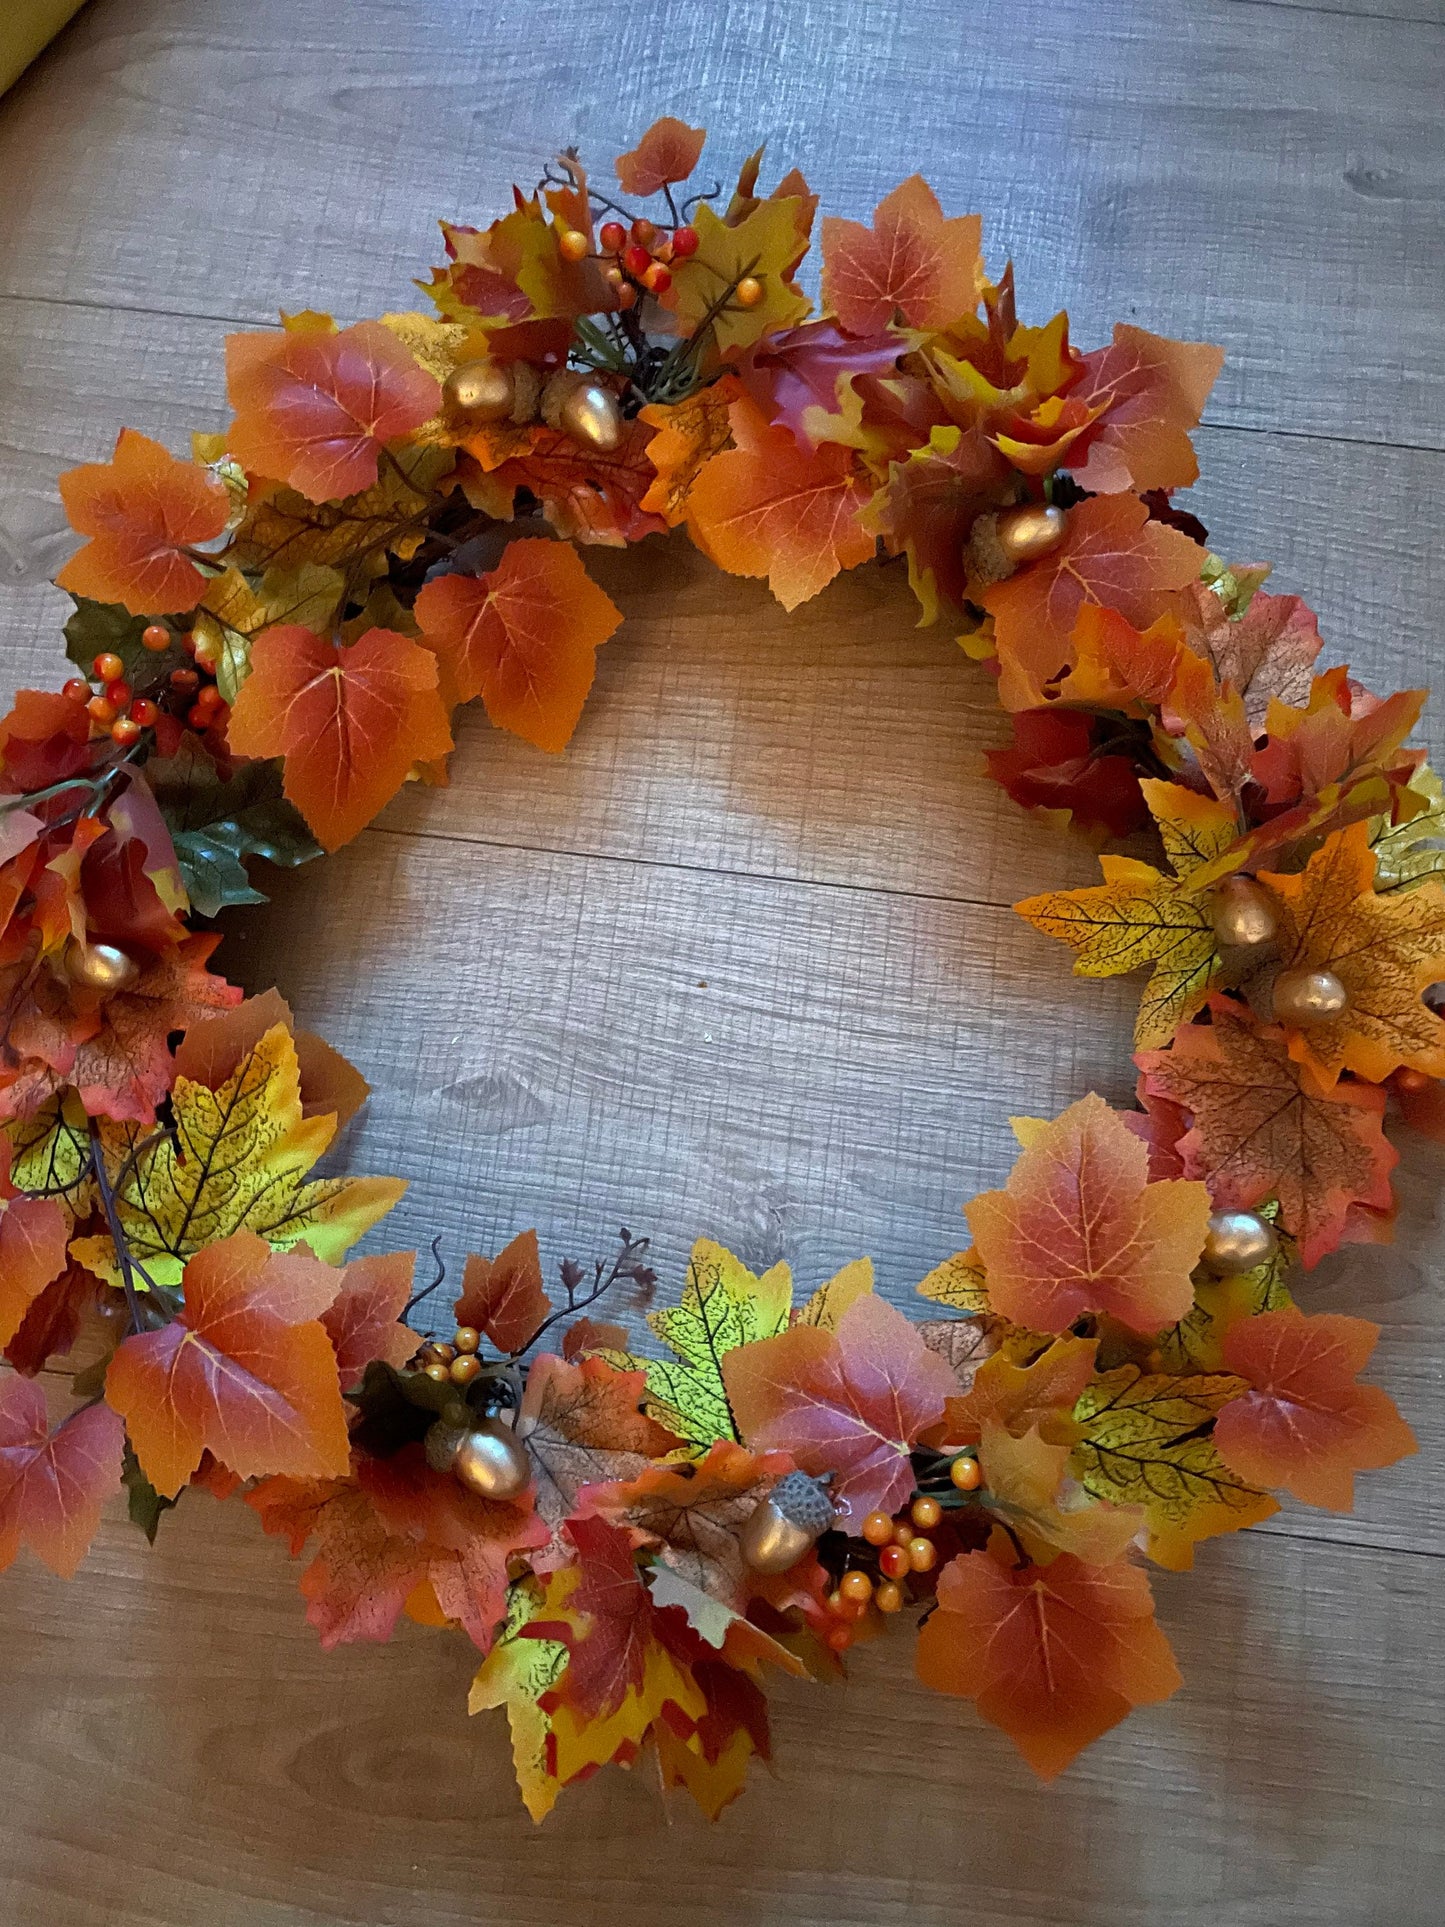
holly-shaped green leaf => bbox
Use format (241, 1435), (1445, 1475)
(147, 738), (323, 915)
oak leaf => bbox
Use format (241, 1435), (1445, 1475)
(227, 623), (453, 851)
(1065, 325), (1224, 495)
(615, 117), (706, 196)
(914, 1531), (1182, 1779)
(980, 494), (1203, 711)
(1015, 780), (1238, 1049)
(0, 1379), (125, 1578)
(413, 538), (622, 750)
(105, 1231), (351, 1497)
(684, 396), (874, 610)
(320, 1251), (418, 1387)
(721, 1291), (956, 1527)
(225, 319), (442, 502)
(1260, 822), (1445, 1086)
(1136, 997), (1396, 1268)
(1214, 1308), (1416, 1509)
(966, 1095), (1210, 1335)
(71, 1021), (404, 1291)
(56, 429), (230, 616)
(821, 175), (981, 335)
(1070, 1364), (1278, 1568)
(516, 1352), (678, 1571)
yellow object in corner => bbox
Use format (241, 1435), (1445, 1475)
(0, 0), (89, 97)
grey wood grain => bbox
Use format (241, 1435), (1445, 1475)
(0, 0), (1439, 446)
(0, 1499), (1440, 1927)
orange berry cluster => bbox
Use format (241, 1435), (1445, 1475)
(64, 622), (230, 750)
(417, 1325), (484, 1388)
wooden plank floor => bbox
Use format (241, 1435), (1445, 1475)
(0, 1), (1442, 1921)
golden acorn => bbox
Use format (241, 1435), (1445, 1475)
(1272, 966), (1349, 1026)
(739, 1471), (835, 1573)
(995, 502), (1065, 564)
(439, 1417), (532, 1502)
(1209, 875), (1280, 951)
(1201, 1209), (1278, 1277)
(64, 939), (139, 992)
(443, 359), (516, 426)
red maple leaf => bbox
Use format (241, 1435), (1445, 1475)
(320, 1251), (419, 1387)
(1064, 325), (1224, 495)
(0, 1377), (125, 1579)
(454, 1229), (552, 1355)
(615, 118), (706, 196)
(821, 176), (981, 335)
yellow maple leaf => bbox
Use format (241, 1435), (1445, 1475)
(662, 199), (812, 359)
(1070, 1365), (1278, 1569)
(796, 1256), (873, 1330)
(978, 1423), (1143, 1565)
(1015, 780), (1241, 1048)
(1370, 763), (1445, 895)
(468, 1576), (570, 1823)
(195, 562), (347, 704)
(5, 1091), (93, 1226)
(70, 1022), (404, 1291)
(1262, 820), (1445, 1085)
(639, 379), (738, 526)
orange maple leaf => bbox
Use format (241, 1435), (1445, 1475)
(319, 1251), (418, 1387)
(1177, 581), (1322, 733)
(1065, 325), (1224, 495)
(639, 378), (740, 527)
(454, 1229), (552, 1354)
(227, 623), (453, 851)
(1215, 1308), (1416, 1509)
(56, 428), (230, 616)
(821, 176), (981, 336)
(981, 494), (1204, 711)
(226, 319), (441, 502)
(1135, 995), (1398, 1268)
(615, 117), (706, 196)
(942, 1334), (1098, 1447)
(915, 1530), (1182, 1779)
(105, 1230), (351, 1497)
(477, 418), (666, 547)
(721, 1291), (956, 1527)
(0, 1190), (69, 1352)
(653, 1658), (772, 1820)
(965, 1094), (1211, 1335)
(684, 395), (875, 611)
(1260, 822), (1445, 1086)
(414, 539), (622, 751)
(0, 1379), (125, 1579)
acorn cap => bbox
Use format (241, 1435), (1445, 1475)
(767, 1471), (834, 1537)
(424, 1419), (469, 1474)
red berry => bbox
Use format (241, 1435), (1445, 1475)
(169, 667), (200, 694)
(671, 224), (699, 258)
(105, 680), (132, 711)
(86, 695), (117, 727)
(599, 220), (626, 253)
(879, 1543), (910, 1581)
(629, 217), (655, 247)
(62, 677), (90, 704)
(186, 703), (210, 729)
(129, 698), (159, 727)
(825, 1623), (853, 1653)
(622, 243), (652, 278)
(616, 283), (637, 311)
(92, 652), (124, 683)
(110, 717), (142, 748)
(180, 631), (199, 657)
(141, 623), (171, 653)
(196, 683), (226, 714)
(642, 262), (671, 294)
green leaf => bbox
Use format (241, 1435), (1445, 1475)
(122, 1443), (178, 1544)
(147, 738), (322, 916)
(1370, 763), (1445, 895)
(5, 1091), (93, 1218)
(63, 597), (189, 685)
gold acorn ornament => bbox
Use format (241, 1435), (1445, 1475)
(1272, 966), (1349, 1027)
(443, 358), (517, 426)
(1209, 875), (1280, 951)
(1201, 1209), (1279, 1277)
(427, 1413), (532, 1502)
(739, 1470), (836, 1573)
(64, 938), (139, 992)
(995, 502), (1066, 564)
(538, 369), (624, 453)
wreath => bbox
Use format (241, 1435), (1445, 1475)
(0, 116), (1430, 1819)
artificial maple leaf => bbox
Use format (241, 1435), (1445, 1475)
(1153, 1212), (1296, 1374)
(1260, 822), (1445, 1086)
(230, 446), (454, 581)
(653, 1658), (772, 1821)
(192, 560), (348, 704)
(5, 1252), (107, 1379)
(581, 1439), (795, 1609)
(226, 319), (442, 502)
(684, 395), (874, 610)
(1177, 580), (1322, 733)
(795, 1257), (875, 1331)
(4, 1091), (92, 1225)
(821, 175), (981, 336)
(319, 1251), (418, 1387)
(70, 1020), (404, 1290)
(1015, 780), (1239, 1049)
(721, 1290), (955, 1527)
(1371, 763), (1445, 895)
(738, 323), (906, 453)
(615, 117), (706, 196)
(170, 986), (370, 1129)
(981, 494), (1203, 711)
(978, 1424), (1144, 1566)
(105, 1231), (351, 1497)
(639, 378), (740, 527)
(1252, 668), (1422, 815)
(916, 1248), (991, 1314)
(413, 538), (622, 750)
(943, 1335), (1098, 1447)
(227, 622), (453, 851)
(0, 1378), (125, 1578)
(517, 1352), (679, 1571)
(1064, 325), (1224, 495)
(0, 1189), (69, 1350)
(662, 199), (813, 360)
(1055, 603), (1186, 712)
(915, 1529), (1182, 1779)
(966, 1095), (1211, 1335)
(1163, 632), (1256, 805)
(610, 1238), (793, 1453)
(1136, 996), (1397, 1268)
(1070, 1364), (1278, 1568)
(56, 428), (230, 616)
(474, 416), (666, 547)
(983, 705), (1153, 839)
(454, 1229), (551, 1354)
(1214, 1308), (1416, 1509)
(468, 1576), (569, 1822)
(866, 423), (1011, 625)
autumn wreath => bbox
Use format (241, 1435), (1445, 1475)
(0, 116), (1430, 1817)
